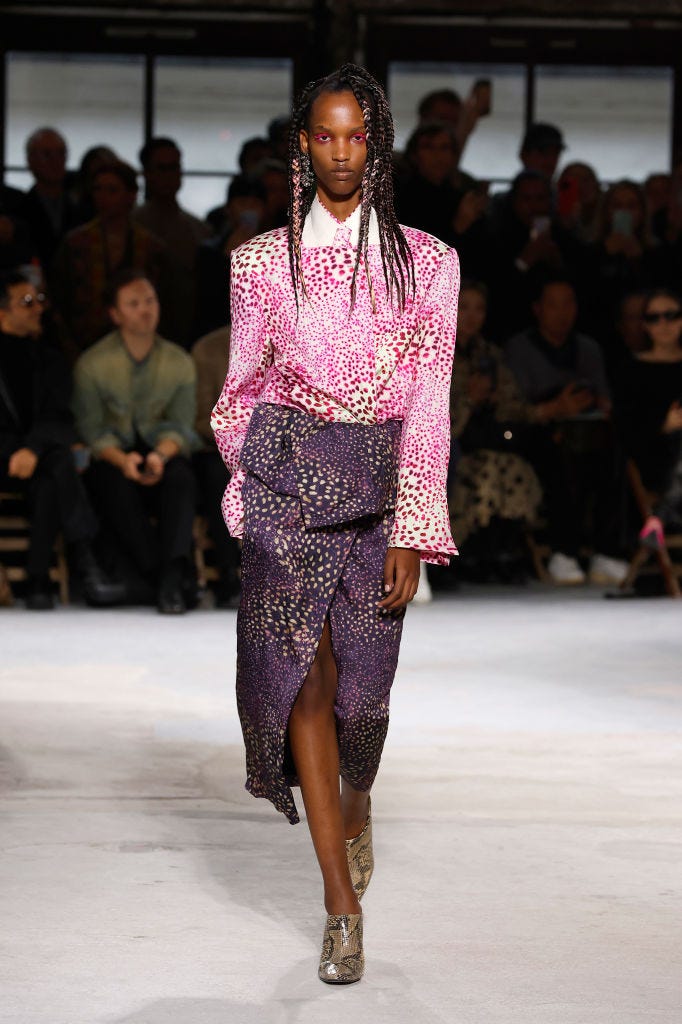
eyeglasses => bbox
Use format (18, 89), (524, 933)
(642, 309), (682, 324)
(17, 293), (46, 308)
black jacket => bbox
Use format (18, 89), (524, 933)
(0, 331), (76, 463)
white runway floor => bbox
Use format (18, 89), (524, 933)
(1, 585), (681, 1024)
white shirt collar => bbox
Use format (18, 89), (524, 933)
(302, 194), (380, 248)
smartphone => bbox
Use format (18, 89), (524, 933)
(558, 177), (580, 219)
(612, 209), (633, 236)
(472, 78), (492, 117)
(530, 215), (551, 240)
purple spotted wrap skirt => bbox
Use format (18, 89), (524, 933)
(236, 402), (404, 824)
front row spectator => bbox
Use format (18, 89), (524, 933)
(616, 288), (682, 548)
(449, 280), (542, 581)
(72, 270), (198, 614)
(0, 271), (122, 609)
(506, 274), (628, 586)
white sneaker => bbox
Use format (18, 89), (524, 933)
(588, 553), (628, 585)
(412, 564), (433, 604)
(547, 552), (586, 585)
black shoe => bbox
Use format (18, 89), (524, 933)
(157, 584), (187, 615)
(70, 541), (127, 607)
(25, 575), (55, 610)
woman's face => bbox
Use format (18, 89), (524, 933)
(642, 294), (682, 351)
(92, 173), (136, 220)
(457, 288), (487, 340)
(300, 90), (367, 205)
(608, 184), (643, 231)
(559, 163), (599, 205)
(413, 130), (456, 186)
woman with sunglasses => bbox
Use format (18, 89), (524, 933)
(616, 288), (682, 546)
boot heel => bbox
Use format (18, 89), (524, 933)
(318, 913), (364, 984)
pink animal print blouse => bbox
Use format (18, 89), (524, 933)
(211, 197), (459, 565)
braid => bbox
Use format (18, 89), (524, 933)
(287, 63), (415, 314)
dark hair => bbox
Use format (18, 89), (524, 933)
(530, 270), (577, 304)
(227, 174), (267, 204)
(510, 169), (552, 197)
(138, 137), (180, 170)
(0, 270), (32, 309)
(417, 89), (462, 121)
(92, 160), (139, 194)
(238, 136), (272, 172)
(105, 268), (154, 308)
(459, 278), (489, 304)
(641, 286), (682, 317)
(405, 120), (459, 165)
(288, 62), (414, 313)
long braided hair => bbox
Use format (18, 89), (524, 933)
(288, 63), (415, 313)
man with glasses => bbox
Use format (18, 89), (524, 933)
(0, 271), (121, 609)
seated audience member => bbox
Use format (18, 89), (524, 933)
(52, 161), (166, 360)
(194, 175), (266, 340)
(19, 128), (83, 275)
(252, 158), (289, 230)
(591, 179), (656, 333)
(191, 325), (241, 606)
(556, 162), (603, 245)
(449, 281), (542, 582)
(134, 137), (210, 348)
(601, 290), (647, 383)
(487, 170), (585, 339)
(490, 123), (566, 228)
(0, 185), (34, 271)
(0, 271), (121, 609)
(506, 274), (627, 585)
(644, 172), (671, 242)
(72, 271), (198, 614)
(615, 288), (682, 548)
(394, 122), (463, 245)
(69, 144), (118, 223)
(266, 116), (291, 164)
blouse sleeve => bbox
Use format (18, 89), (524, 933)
(389, 246), (460, 565)
(210, 248), (273, 536)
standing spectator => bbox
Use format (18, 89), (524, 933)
(19, 128), (82, 274)
(556, 162), (603, 245)
(0, 271), (121, 609)
(394, 122), (462, 245)
(52, 161), (166, 360)
(490, 123), (566, 230)
(69, 144), (118, 224)
(191, 325), (241, 606)
(72, 271), (198, 613)
(1, 184), (34, 271)
(253, 158), (289, 230)
(506, 274), (627, 585)
(134, 137), (211, 348)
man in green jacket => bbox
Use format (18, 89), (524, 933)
(73, 269), (198, 613)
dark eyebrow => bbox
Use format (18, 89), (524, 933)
(310, 124), (366, 132)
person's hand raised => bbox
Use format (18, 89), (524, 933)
(663, 400), (682, 434)
(554, 381), (594, 418)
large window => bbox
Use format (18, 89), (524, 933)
(154, 56), (292, 215)
(3, 52), (293, 217)
(535, 65), (673, 181)
(388, 62), (526, 184)
(4, 53), (145, 191)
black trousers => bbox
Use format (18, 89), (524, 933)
(192, 450), (240, 577)
(87, 456), (196, 579)
(0, 446), (98, 577)
(527, 421), (626, 559)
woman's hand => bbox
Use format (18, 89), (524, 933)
(662, 400), (682, 433)
(378, 547), (421, 612)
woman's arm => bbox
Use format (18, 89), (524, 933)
(211, 247), (274, 476)
(388, 246), (461, 565)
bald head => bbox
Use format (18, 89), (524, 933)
(26, 128), (67, 188)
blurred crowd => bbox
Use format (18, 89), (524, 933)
(1, 83), (682, 610)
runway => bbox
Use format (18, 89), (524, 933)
(1, 585), (681, 1024)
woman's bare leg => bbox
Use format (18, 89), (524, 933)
(289, 620), (361, 915)
(340, 779), (370, 840)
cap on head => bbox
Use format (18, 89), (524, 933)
(521, 123), (565, 153)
